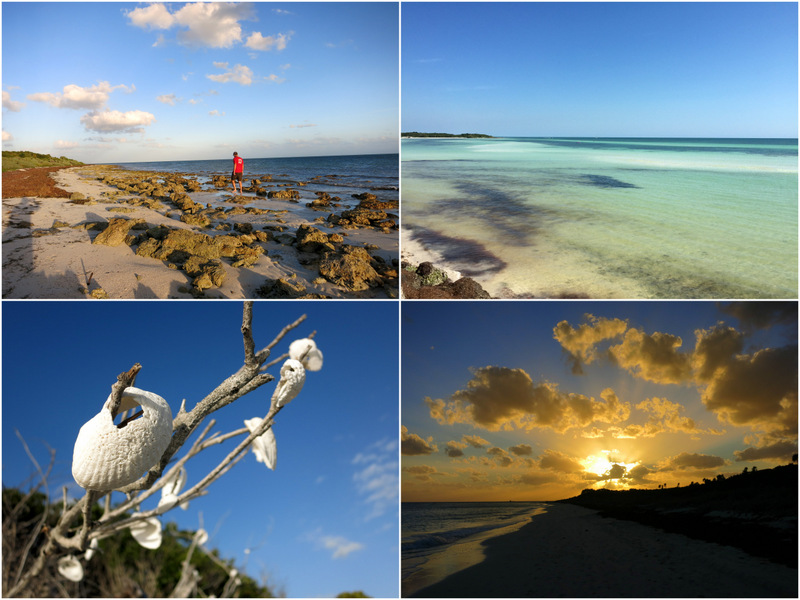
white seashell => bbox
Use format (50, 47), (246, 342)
(72, 387), (173, 491)
(84, 538), (99, 561)
(244, 417), (277, 470)
(158, 466), (188, 511)
(289, 338), (323, 371)
(57, 555), (84, 582)
(129, 514), (163, 549)
(274, 359), (306, 408)
(194, 528), (209, 545)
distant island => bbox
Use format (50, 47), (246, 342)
(2, 150), (84, 172)
(401, 132), (494, 139)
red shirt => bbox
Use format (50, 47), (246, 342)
(233, 156), (244, 173)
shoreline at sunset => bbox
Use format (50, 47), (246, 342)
(406, 500), (797, 598)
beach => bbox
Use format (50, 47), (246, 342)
(2, 164), (398, 299)
(407, 503), (797, 598)
(401, 137), (798, 299)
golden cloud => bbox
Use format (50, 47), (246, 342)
(401, 425), (438, 456)
(608, 328), (692, 384)
(553, 315), (628, 374)
(659, 452), (727, 470)
(425, 367), (630, 433)
(701, 345), (798, 436)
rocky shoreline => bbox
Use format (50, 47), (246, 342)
(2, 165), (398, 299)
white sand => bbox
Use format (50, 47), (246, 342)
(2, 167), (397, 299)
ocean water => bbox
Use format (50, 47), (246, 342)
(115, 153), (399, 202)
(402, 501), (547, 595)
(401, 138), (797, 298)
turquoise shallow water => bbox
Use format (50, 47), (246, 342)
(401, 138), (797, 298)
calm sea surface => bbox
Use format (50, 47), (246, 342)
(115, 153), (399, 202)
(401, 138), (797, 298)
(402, 501), (547, 595)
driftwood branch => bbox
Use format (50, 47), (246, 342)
(9, 302), (311, 597)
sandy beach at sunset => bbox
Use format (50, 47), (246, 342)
(2, 166), (398, 299)
(407, 504), (797, 598)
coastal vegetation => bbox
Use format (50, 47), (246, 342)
(2, 151), (84, 172)
(559, 462), (798, 568)
(2, 486), (273, 597)
(401, 132), (493, 138)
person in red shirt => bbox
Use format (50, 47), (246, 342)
(231, 151), (244, 194)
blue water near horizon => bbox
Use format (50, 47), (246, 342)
(402, 137), (797, 299)
(402, 501), (548, 595)
(114, 153), (399, 196)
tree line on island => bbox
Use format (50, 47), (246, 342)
(401, 132), (494, 138)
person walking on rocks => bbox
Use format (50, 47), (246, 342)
(232, 151), (244, 194)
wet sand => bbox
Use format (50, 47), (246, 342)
(407, 503), (797, 598)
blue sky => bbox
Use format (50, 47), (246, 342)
(402, 301), (798, 501)
(2, 2), (399, 163)
(2, 300), (399, 598)
(402, 2), (798, 137)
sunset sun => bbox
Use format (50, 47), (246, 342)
(581, 451), (639, 483)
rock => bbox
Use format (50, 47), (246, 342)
(231, 245), (264, 268)
(257, 277), (307, 298)
(318, 251), (382, 291)
(180, 212), (211, 227)
(183, 257), (226, 290)
(70, 192), (86, 201)
(351, 192), (377, 201)
(90, 288), (110, 299)
(93, 218), (144, 247)
(401, 263), (492, 299)
(52, 220), (70, 228)
(268, 189), (300, 200)
(234, 222), (253, 234)
(295, 224), (335, 253)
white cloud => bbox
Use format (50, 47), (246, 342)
(280, 63), (291, 71)
(2, 91), (24, 112)
(129, 2), (254, 49)
(126, 3), (175, 29)
(54, 140), (79, 149)
(245, 31), (293, 51)
(265, 74), (286, 84)
(207, 63), (253, 85)
(320, 535), (364, 559)
(2, 130), (13, 141)
(352, 438), (398, 521)
(156, 94), (180, 105)
(208, 109), (225, 117)
(189, 99), (202, 105)
(80, 109), (155, 133)
(27, 82), (133, 110)
(290, 122), (317, 129)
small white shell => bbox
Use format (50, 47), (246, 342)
(244, 417), (277, 470)
(72, 387), (173, 491)
(158, 466), (188, 511)
(129, 514), (162, 549)
(194, 528), (209, 546)
(274, 359), (306, 408)
(84, 538), (99, 561)
(57, 555), (84, 582)
(289, 338), (323, 371)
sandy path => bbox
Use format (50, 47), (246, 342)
(3, 166), (398, 299)
(408, 504), (797, 598)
